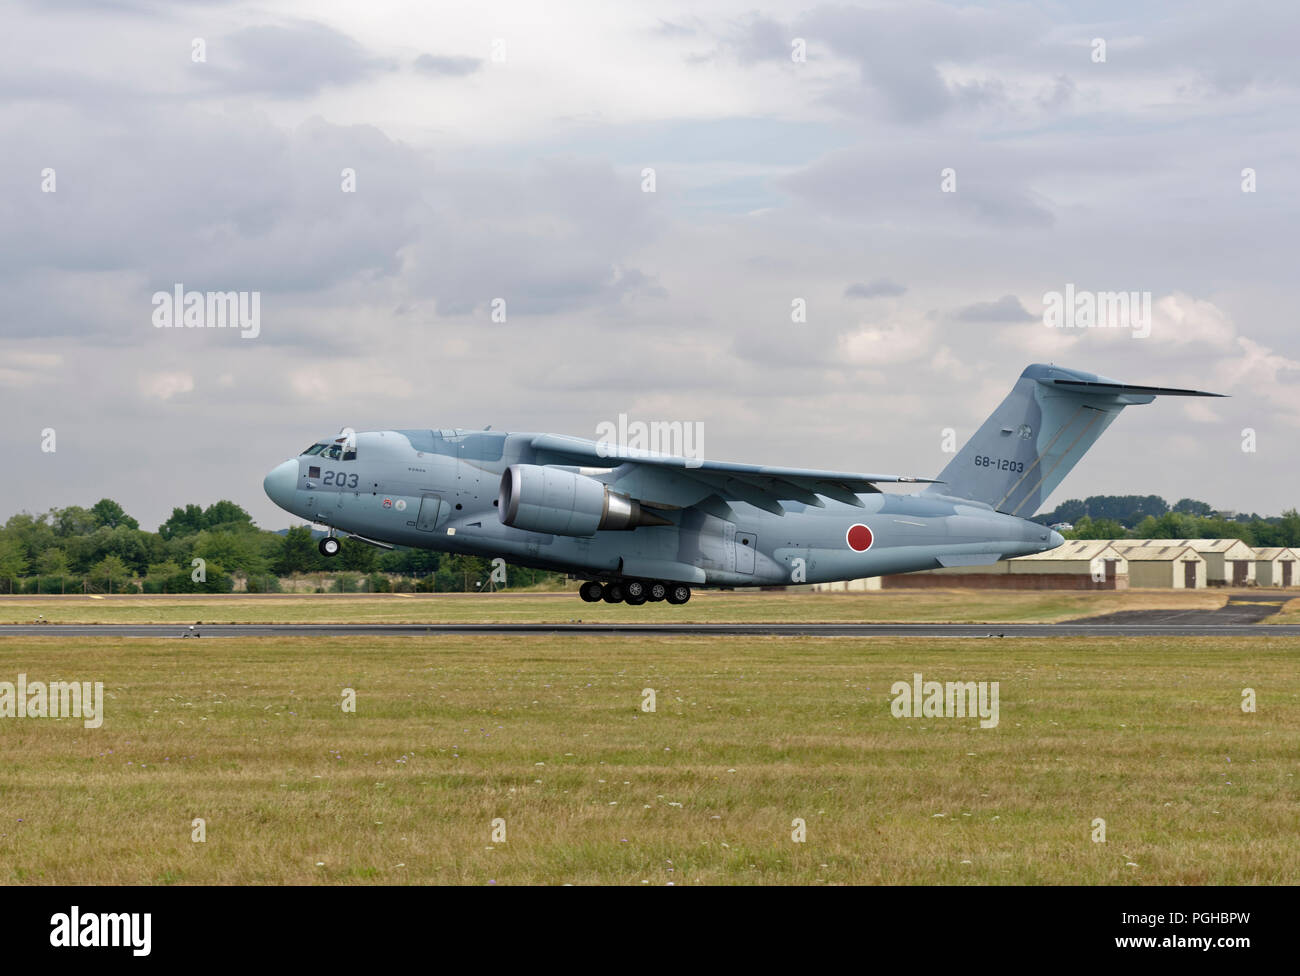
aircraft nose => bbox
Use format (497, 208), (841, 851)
(1048, 530), (1065, 549)
(263, 460), (298, 510)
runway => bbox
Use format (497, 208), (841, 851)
(3, 621), (1300, 637)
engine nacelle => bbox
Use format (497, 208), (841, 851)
(498, 464), (662, 536)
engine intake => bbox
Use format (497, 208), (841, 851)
(498, 464), (669, 536)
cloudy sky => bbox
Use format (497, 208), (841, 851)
(3, 0), (1298, 530)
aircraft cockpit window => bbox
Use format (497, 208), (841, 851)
(301, 444), (326, 456)
(320, 443), (358, 461)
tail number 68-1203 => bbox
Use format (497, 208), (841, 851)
(974, 455), (1024, 473)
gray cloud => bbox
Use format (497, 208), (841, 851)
(780, 146), (1056, 230)
(1, 0), (1298, 531)
(955, 295), (1037, 322)
(413, 53), (481, 77)
(846, 278), (907, 299)
(798, 1), (1035, 121)
(209, 21), (397, 96)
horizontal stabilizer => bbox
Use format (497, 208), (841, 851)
(1048, 378), (1225, 401)
(937, 553), (1004, 567)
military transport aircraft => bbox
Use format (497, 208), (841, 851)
(263, 364), (1219, 605)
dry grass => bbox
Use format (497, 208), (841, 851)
(0, 588), (1231, 625)
(1260, 596), (1300, 624)
(1, 633), (1296, 885)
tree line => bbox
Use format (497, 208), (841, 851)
(1038, 495), (1300, 546)
(0, 499), (562, 594)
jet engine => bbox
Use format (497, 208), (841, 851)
(498, 464), (669, 536)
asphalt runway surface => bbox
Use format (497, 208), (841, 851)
(2, 593), (1295, 638)
(3, 622), (1299, 638)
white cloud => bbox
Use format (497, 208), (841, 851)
(138, 371), (195, 400)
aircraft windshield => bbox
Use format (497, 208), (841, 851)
(301, 441), (356, 460)
(301, 440), (356, 460)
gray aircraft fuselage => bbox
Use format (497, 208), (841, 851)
(262, 428), (1060, 588)
(263, 366), (1219, 595)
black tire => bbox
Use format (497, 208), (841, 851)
(625, 580), (646, 600)
(579, 581), (604, 603)
(666, 584), (691, 605)
(625, 590), (647, 606)
(602, 583), (625, 603)
(647, 582), (667, 602)
(319, 537), (341, 557)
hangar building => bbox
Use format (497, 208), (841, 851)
(1111, 538), (1254, 586)
(874, 540), (1129, 590)
(1253, 547), (1299, 587)
(1109, 544), (1207, 589)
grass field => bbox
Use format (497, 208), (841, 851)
(0, 588), (1250, 625)
(1, 632), (1297, 884)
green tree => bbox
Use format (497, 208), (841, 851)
(1133, 511), (1201, 539)
(202, 500), (255, 532)
(4, 512), (55, 565)
(274, 526), (320, 575)
(1277, 509), (1300, 547)
(36, 548), (70, 576)
(52, 505), (99, 538)
(89, 554), (132, 590)
(102, 525), (154, 575)
(1065, 516), (1127, 540)
(90, 498), (139, 530)
(0, 532), (29, 588)
(193, 530), (267, 577)
(339, 540), (377, 573)
(159, 504), (206, 540)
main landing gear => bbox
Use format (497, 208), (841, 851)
(578, 580), (691, 605)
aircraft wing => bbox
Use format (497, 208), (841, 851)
(528, 433), (938, 514)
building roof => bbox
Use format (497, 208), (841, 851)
(1013, 540), (1125, 561)
(1115, 544), (1203, 561)
(1122, 538), (1253, 555)
(1253, 547), (1297, 560)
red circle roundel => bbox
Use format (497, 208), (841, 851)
(846, 523), (874, 552)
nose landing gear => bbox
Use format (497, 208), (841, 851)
(318, 536), (341, 557)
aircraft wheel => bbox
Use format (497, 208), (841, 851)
(647, 582), (667, 602)
(625, 590), (647, 606)
(319, 537), (341, 557)
(579, 581), (604, 603)
(666, 584), (691, 605)
(624, 580), (646, 600)
(602, 583), (625, 603)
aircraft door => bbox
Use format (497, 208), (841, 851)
(736, 532), (756, 574)
(414, 494), (442, 532)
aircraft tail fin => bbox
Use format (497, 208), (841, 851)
(923, 364), (1223, 516)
